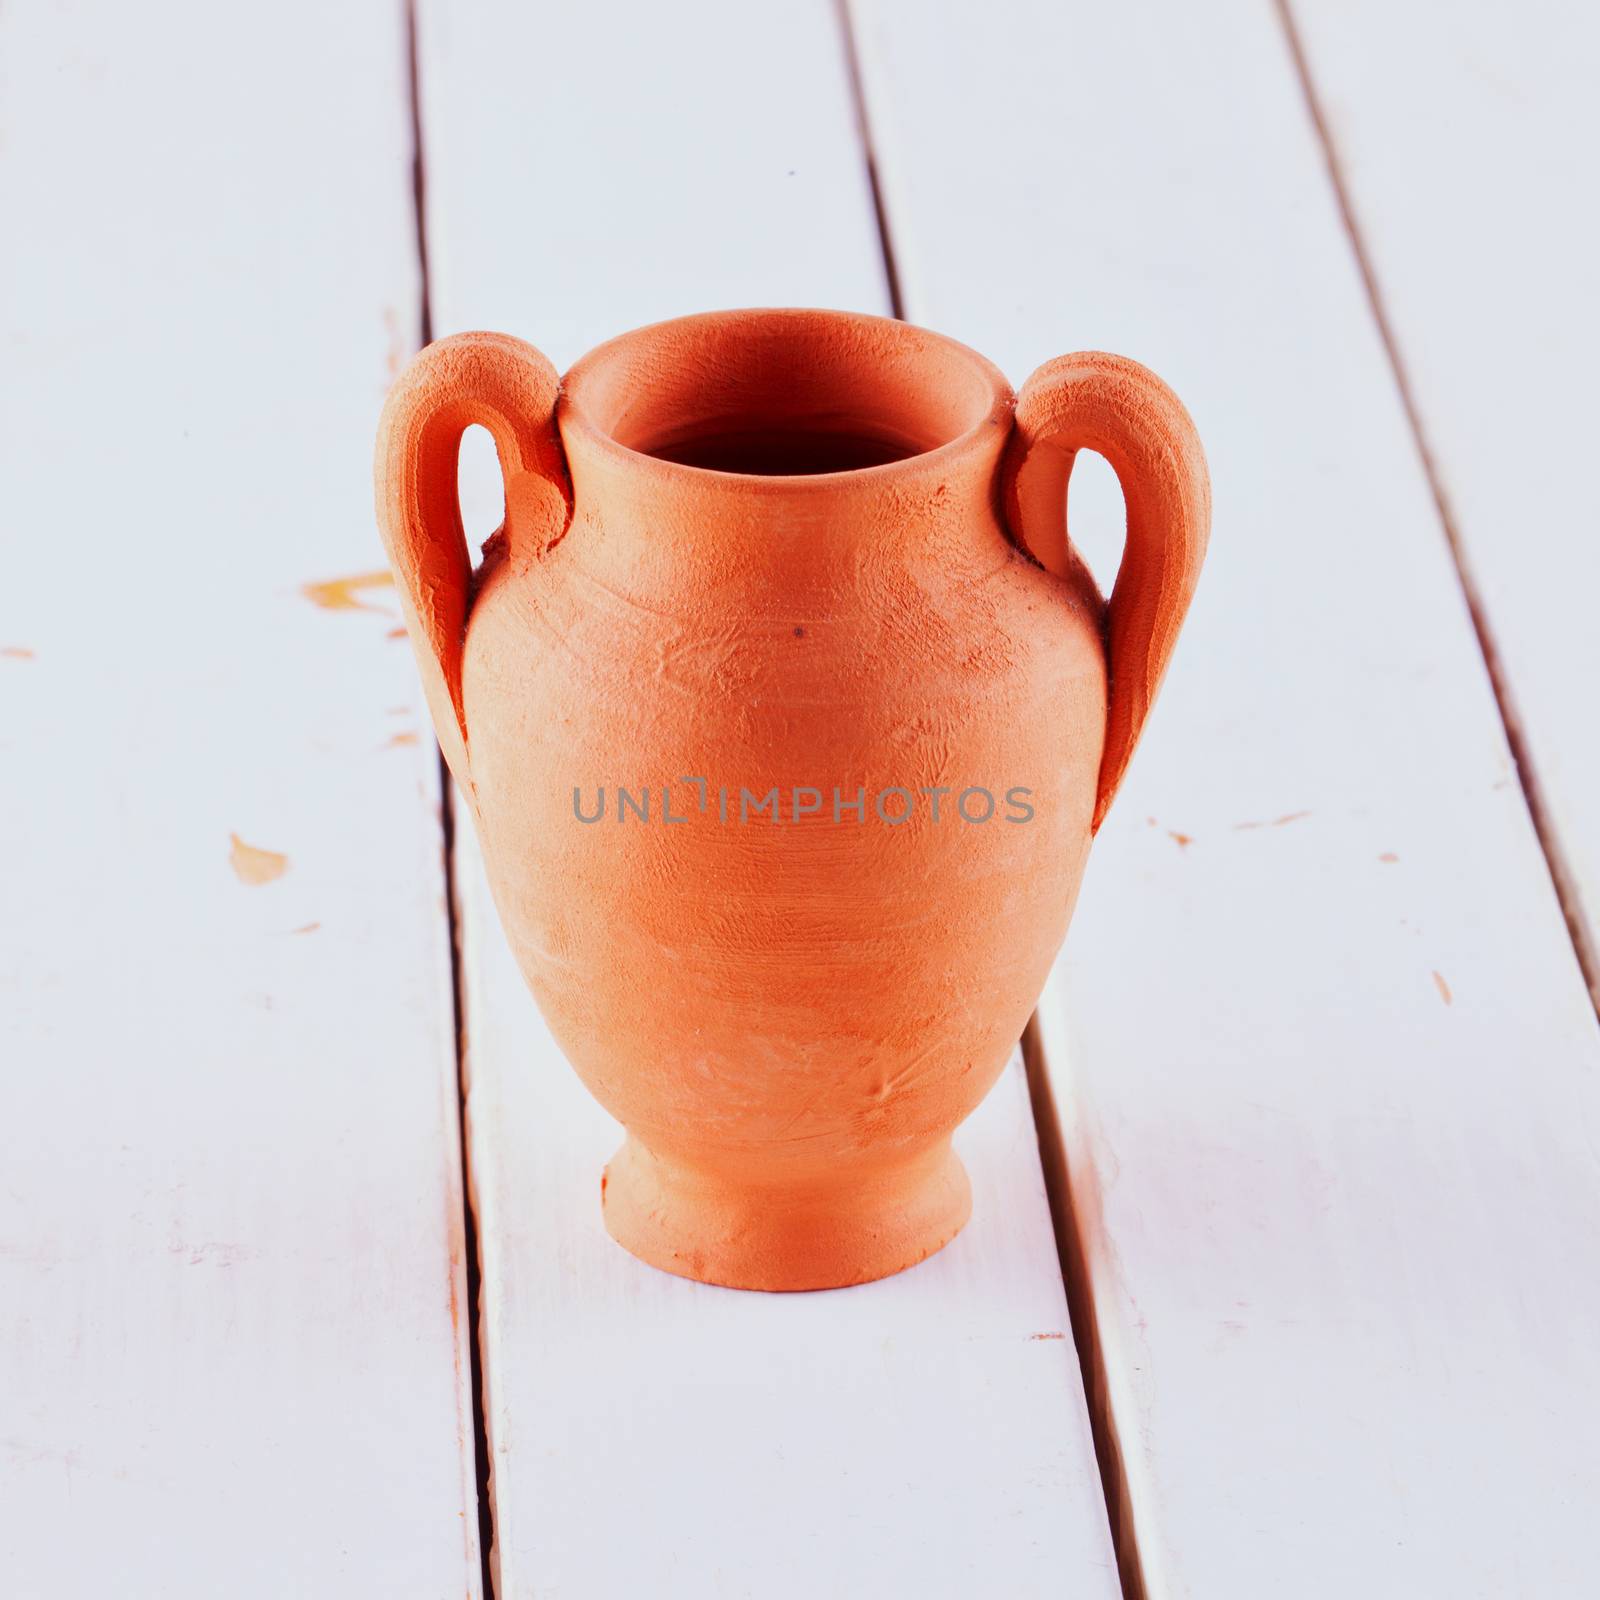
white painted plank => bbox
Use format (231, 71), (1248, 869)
(419, 0), (886, 373)
(1286, 0), (1600, 981)
(0, 4), (480, 1594)
(458, 850), (1113, 1598)
(415, 2), (1119, 1593)
(851, 0), (1600, 1594)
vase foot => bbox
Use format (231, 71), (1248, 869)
(600, 1136), (972, 1291)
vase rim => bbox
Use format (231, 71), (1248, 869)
(558, 307), (1014, 493)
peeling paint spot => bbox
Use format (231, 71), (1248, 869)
(383, 305), (404, 379)
(1, 646), (35, 660)
(1235, 810), (1312, 831)
(1432, 970), (1453, 1006)
(229, 833), (289, 886)
(302, 570), (394, 613)
(1169, 830), (1193, 849)
(169, 1240), (257, 1266)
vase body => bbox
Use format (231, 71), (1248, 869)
(377, 309), (1208, 1290)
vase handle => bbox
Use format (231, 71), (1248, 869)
(375, 331), (572, 787)
(1002, 352), (1210, 830)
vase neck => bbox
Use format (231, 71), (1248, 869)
(554, 308), (1016, 585)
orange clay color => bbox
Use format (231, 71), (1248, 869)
(376, 310), (1208, 1291)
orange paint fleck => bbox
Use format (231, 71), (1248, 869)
(1432, 970), (1453, 1006)
(1379, 852), (1399, 864)
(229, 833), (289, 886)
(1169, 830), (1193, 849)
(383, 305), (405, 380)
(1029, 1331), (1068, 1341)
(1235, 809), (1312, 831)
(2, 646), (35, 660)
(290, 922), (321, 935)
(387, 625), (408, 640)
(301, 569), (395, 613)
(385, 731), (420, 748)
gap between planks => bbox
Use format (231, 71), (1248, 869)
(1021, 1016), (1148, 1600)
(837, 1), (1143, 1592)
(405, 3), (498, 1595)
(1275, 0), (1600, 1019)
(835, 0), (906, 319)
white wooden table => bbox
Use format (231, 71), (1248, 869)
(4, 3), (1597, 1595)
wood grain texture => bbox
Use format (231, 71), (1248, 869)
(0, 3), (480, 1593)
(415, 0), (1118, 1591)
(1286, 0), (1600, 992)
(851, 0), (1600, 1593)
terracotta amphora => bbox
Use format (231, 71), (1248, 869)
(376, 309), (1208, 1291)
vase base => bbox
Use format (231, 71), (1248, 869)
(600, 1136), (972, 1291)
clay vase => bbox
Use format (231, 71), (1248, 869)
(376, 309), (1208, 1291)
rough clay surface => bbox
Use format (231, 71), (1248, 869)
(376, 309), (1208, 1290)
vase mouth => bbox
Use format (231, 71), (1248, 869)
(559, 308), (1013, 489)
